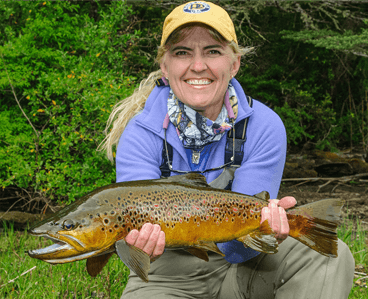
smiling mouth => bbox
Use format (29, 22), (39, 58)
(185, 79), (213, 86)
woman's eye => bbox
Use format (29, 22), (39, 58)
(209, 50), (221, 55)
(175, 51), (187, 56)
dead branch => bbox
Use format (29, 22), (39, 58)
(282, 172), (368, 183)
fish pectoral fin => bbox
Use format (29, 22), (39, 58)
(237, 220), (278, 254)
(197, 241), (225, 257)
(185, 247), (209, 262)
(253, 191), (270, 201)
(86, 251), (114, 277)
(115, 239), (150, 283)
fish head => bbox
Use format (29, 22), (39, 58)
(28, 186), (124, 264)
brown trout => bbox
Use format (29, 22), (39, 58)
(28, 173), (342, 282)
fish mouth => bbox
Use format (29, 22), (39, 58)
(28, 234), (73, 259)
(28, 234), (114, 264)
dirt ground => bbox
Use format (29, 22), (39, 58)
(278, 181), (368, 232)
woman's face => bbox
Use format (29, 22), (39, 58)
(160, 26), (240, 121)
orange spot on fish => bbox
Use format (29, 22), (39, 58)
(187, 213), (191, 218)
(233, 207), (238, 212)
(225, 217), (228, 222)
(250, 210), (254, 214)
(167, 211), (171, 217)
(154, 204), (159, 208)
(214, 207), (219, 212)
(174, 205), (178, 208)
(206, 215), (209, 220)
(179, 218), (183, 223)
(255, 202), (258, 205)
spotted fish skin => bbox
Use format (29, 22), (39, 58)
(28, 173), (342, 279)
(28, 174), (266, 259)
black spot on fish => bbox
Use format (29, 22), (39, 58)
(127, 227), (131, 232)
(96, 213), (100, 217)
(90, 215), (93, 219)
(105, 200), (108, 203)
(104, 212), (108, 216)
(122, 224), (125, 228)
(118, 197), (121, 200)
(104, 219), (109, 224)
(114, 224), (118, 229)
(79, 225), (83, 228)
(118, 216), (122, 222)
(111, 211), (115, 215)
(101, 228), (105, 231)
(109, 229), (113, 233)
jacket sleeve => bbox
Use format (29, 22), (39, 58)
(115, 117), (163, 183)
(217, 100), (287, 263)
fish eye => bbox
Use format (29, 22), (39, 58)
(63, 219), (75, 230)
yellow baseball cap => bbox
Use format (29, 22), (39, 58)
(160, 1), (237, 46)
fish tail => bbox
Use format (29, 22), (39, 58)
(286, 198), (343, 257)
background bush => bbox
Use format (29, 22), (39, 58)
(0, 1), (367, 206)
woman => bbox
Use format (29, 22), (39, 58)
(101, 2), (354, 298)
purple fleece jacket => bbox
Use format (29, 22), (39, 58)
(115, 78), (287, 262)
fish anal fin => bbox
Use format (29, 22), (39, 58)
(185, 247), (209, 262)
(197, 241), (225, 257)
(115, 239), (150, 283)
(253, 191), (270, 201)
(86, 251), (114, 277)
(237, 219), (278, 254)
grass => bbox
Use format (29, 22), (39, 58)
(0, 218), (367, 298)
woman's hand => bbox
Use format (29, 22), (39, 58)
(261, 196), (297, 244)
(125, 223), (166, 262)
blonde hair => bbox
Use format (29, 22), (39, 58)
(99, 23), (254, 162)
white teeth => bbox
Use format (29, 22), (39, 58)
(186, 79), (212, 85)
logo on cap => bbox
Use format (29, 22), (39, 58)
(183, 1), (210, 14)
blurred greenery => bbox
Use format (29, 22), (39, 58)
(0, 1), (367, 205)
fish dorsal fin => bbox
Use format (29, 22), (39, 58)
(253, 191), (270, 201)
(208, 167), (237, 189)
(86, 251), (114, 277)
(185, 247), (209, 262)
(163, 173), (210, 188)
(237, 219), (278, 254)
(115, 239), (150, 283)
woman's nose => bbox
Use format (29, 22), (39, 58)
(190, 54), (208, 72)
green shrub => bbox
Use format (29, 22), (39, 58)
(0, 1), (138, 204)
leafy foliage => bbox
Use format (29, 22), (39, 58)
(0, 1), (138, 204)
(0, 1), (368, 206)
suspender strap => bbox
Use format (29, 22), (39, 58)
(224, 95), (253, 166)
(160, 141), (172, 177)
(160, 95), (253, 177)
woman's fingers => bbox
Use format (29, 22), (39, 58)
(278, 196), (297, 209)
(261, 197), (296, 244)
(152, 231), (166, 258)
(134, 223), (154, 253)
(125, 229), (139, 246)
(124, 223), (166, 261)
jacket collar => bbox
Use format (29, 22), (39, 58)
(134, 78), (254, 162)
